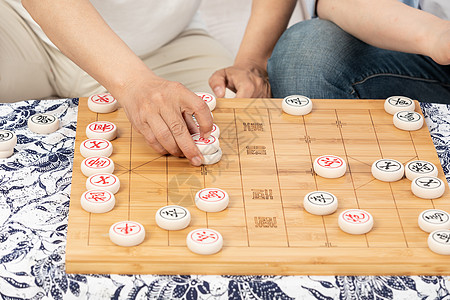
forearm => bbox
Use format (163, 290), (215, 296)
(22, 0), (154, 98)
(234, 0), (297, 69)
(23, 0), (213, 165)
(317, 0), (449, 58)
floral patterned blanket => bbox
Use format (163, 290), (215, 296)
(0, 98), (448, 299)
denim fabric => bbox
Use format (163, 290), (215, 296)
(268, 19), (450, 104)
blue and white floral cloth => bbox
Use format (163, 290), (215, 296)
(0, 99), (449, 299)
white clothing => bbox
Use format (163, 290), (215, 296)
(3, 0), (204, 57)
(0, 0), (233, 101)
(304, 0), (450, 20)
(419, 0), (450, 20)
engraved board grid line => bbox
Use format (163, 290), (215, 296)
(90, 108), (429, 248)
(334, 108), (369, 248)
(66, 98), (449, 275)
(267, 108), (290, 247)
(351, 173), (377, 190)
(205, 168), (211, 230)
(247, 106), (425, 249)
(302, 110), (330, 247)
(233, 108), (250, 247)
(86, 111), (100, 247)
(269, 106), (430, 249)
(227, 107), (423, 248)
(259, 108), (287, 246)
(399, 115), (428, 249)
(369, 108), (409, 248)
(424, 126), (439, 212)
(239, 101), (264, 246)
(304, 109), (357, 248)
(401, 119), (427, 247)
(351, 108), (418, 248)
(370, 109), (411, 248)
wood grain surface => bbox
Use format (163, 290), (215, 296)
(66, 98), (450, 275)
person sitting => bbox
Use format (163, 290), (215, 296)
(268, 0), (450, 103)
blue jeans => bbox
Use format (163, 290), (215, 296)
(268, 19), (450, 104)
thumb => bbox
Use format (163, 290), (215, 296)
(209, 69), (228, 98)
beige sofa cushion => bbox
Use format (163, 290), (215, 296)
(198, 0), (306, 57)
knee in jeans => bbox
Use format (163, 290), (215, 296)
(269, 19), (354, 76)
(268, 19), (363, 97)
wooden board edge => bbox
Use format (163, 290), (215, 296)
(65, 246), (449, 275)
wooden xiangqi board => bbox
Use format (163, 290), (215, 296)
(66, 98), (450, 275)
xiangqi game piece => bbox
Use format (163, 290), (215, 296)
(80, 138), (113, 158)
(0, 149), (14, 159)
(282, 95), (313, 116)
(28, 113), (60, 134)
(428, 229), (450, 255)
(86, 121), (117, 141)
(195, 92), (216, 111)
(191, 111), (214, 126)
(405, 160), (438, 181)
(211, 123), (220, 139)
(303, 191), (338, 215)
(384, 96), (415, 115)
(109, 221), (145, 247)
(411, 176), (445, 199)
(192, 133), (219, 155)
(202, 148), (222, 165)
(338, 209), (374, 235)
(393, 111), (423, 131)
(87, 93), (118, 114)
(210, 123), (220, 139)
(67, 97), (450, 275)
(0, 129), (17, 151)
(313, 155), (347, 178)
(86, 173), (120, 194)
(195, 188), (229, 212)
(81, 189), (116, 213)
(371, 158), (404, 182)
(155, 205), (191, 231)
(418, 209), (450, 233)
(81, 156), (114, 177)
(186, 228), (223, 255)
(196, 123), (220, 139)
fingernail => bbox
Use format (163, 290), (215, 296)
(192, 156), (203, 166)
(213, 86), (223, 97)
(202, 131), (211, 139)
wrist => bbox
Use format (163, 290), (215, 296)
(107, 64), (159, 103)
(233, 57), (267, 74)
(421, 19), (450, 57)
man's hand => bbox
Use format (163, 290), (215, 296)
(209, 64), (271, 98)
(209, 0), (296, 99)
(117, 75), (213, 166)
(22, 0), (211, 166)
